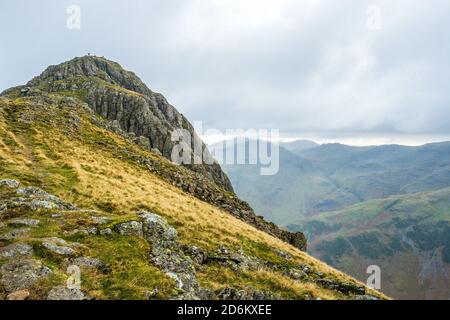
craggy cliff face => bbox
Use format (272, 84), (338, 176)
(22, 56), (233, 193)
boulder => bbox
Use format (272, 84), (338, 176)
(0, 228), (30, 241)
(42, 238), (76, 256)
(216, 287), (272, 300)
(315, 279), (365, 295)
(0, 179), (20, 189)
(8, 218), (40, 227)
(140, 211), (177, 243)
(115, 221), (143, 237)
(90, 216), (110, 225)
(71, 256), (104, 269)
(15, 186), (78, 210)
(100, 228), (112, 235)
(0, 243), (33, 259)
(0, 259), (52, 292)
(47, 286), (88, 300)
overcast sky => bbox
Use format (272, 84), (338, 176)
(1, 0), (449, 145)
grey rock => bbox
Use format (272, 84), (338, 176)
(0, 259), (52, 292)
(216, 287), (272, 300)
(30, 199), (58, 210)
(0, 243), (33, 259)
(139, 211), (200, 294)
(100, 228), (112, 235)
(273, 248), (292, 260)
(86, 227), (98, 235)
(8, 218), (40, 227)
(140, 211), (177, 243)
(90, 216), (110, 225)
(354, 294), (379, 300)
(151, 148), (162, 156)
(71, 256), (104, 269)
(51, 213), (64, 218)
(315, 279), (366, 295)
(182, 245), (208, 265)
(287, 268), (308, 280)
(47, 286), (89, 300)
(137, 136), (151, 150)
(115, 221), (143, 237)
(42, 238), (75, 256)
(15, 186), (77, 211)
(206, 246), (263, 271)
(0, 228), (30, 241)
(0, 179), (20, 189)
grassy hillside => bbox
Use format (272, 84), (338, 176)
(288, 189), (450, 299)
(0, 92), (384, 299)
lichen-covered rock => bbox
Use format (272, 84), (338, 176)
(115, 221), (143, 237)
(315, 279), (365, 295)
(0, 259), (52, 292)
(15, 187), (77, 211)
(0, 243), (33, 259)
(205, 246), (264, 272)
(8, 218), (40, 227)
(0, 179), (20, 189)
(140, 211), (177, 243)
(0, 228), (30, 241)
(66, 227), (97, 236)
(286, 268), (308, 280)
(182, 245), (208, 265)
(216, 287), (273, 300)
(90, 216), (110, 225)
(47, 286), (89, 300)
(71, 256), (104, 269)
(139, 211), (201, 296)
(354, 294), (379, 300)
(100, 228), (112, 235)
(42, 238), (76, 256)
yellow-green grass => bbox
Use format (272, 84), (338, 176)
(0, 96), (387, 299)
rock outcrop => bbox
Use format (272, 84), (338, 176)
(16, 56), (233, 193)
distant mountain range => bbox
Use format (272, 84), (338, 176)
(217, 140), (450, 225)
(214, 139), (450, 299)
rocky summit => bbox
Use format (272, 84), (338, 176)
(0, 56), (386, 300)
(5, 56), (233, 193)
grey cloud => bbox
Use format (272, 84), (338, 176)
(0, 0), (449, 141)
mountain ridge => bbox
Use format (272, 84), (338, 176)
(0, 60), (385, 299)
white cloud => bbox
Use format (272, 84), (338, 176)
(1, 0), (449, 145)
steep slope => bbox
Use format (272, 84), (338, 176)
(0, 59), (385, 300)
(288, 188), (450, 299)
(3, 55), (233, 192)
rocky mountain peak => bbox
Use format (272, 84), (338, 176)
(14, 56), (234, 192)
(27, 56), (152, 96)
